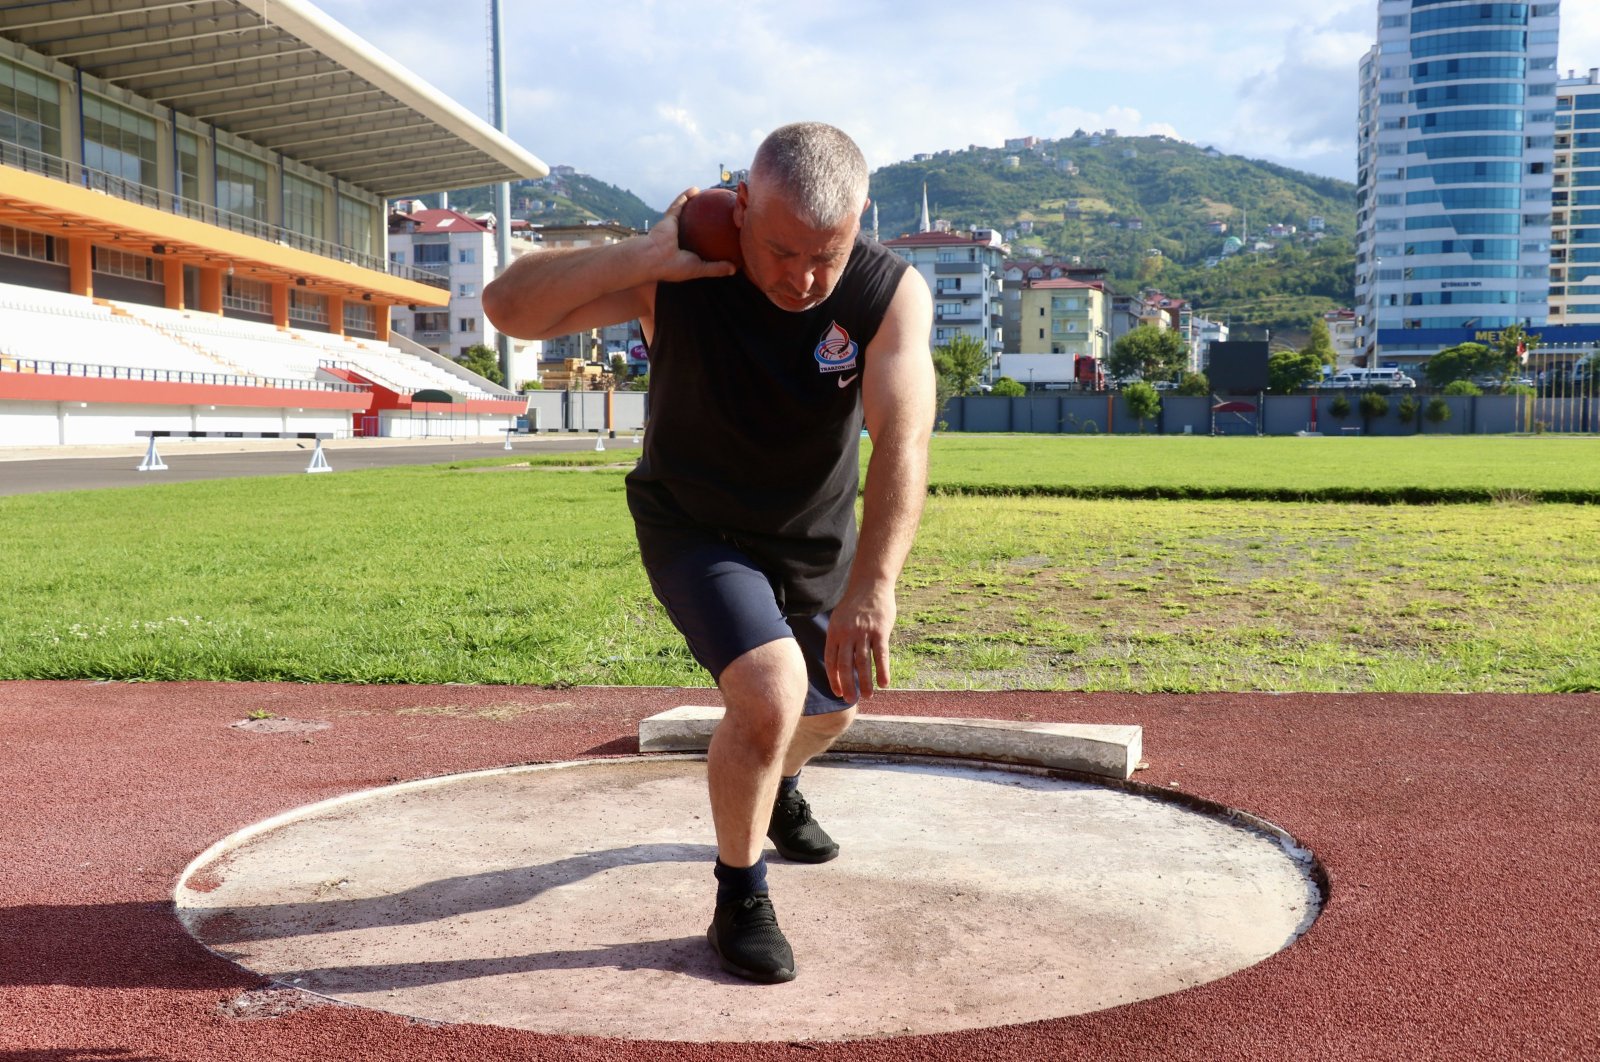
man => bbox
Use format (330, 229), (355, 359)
(483, 122), (934, 983)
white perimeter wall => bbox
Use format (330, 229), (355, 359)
(377, 410), (519, 438)
(0, 402), (351, 446)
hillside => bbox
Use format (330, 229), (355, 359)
(442, 172), (657, 231)
(430, 136), (1356, 343)
(869, 134), (1357, 342)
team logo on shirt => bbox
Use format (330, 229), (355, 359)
(813, 321), (858, 374)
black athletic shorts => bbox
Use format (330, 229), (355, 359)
(635, 526), (854, 716)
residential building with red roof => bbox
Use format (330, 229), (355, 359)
(882, 229), (1007, 367)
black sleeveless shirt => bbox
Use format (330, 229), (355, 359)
(626, 236), (908, 614)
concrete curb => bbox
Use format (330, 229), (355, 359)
(638, 705), (1143, 780)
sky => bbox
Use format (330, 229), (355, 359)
(311, 0), (1600, 210)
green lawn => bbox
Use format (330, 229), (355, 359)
(1, 439), (1595, 692)
(923, 435), (1600, 501)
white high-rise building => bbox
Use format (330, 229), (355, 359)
(1355, 0), (1561, 369)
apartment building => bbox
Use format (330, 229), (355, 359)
(882, 229), (1006, 363)
(1551, 68), (1600, 325)
(1003, 278), (1108, 387)
(387, 208), (497, 357)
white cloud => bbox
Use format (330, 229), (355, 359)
(307, 0), (1598, 207)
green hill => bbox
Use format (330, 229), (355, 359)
(431, 136), (1355, 343)
(439, 172), (658, 230)
(869, 134), (1356, 342)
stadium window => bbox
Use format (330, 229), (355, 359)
(216, 148), (269, 224)
(283, 173), (327, 244)
(339, 194), (376, 258)
(92, 246), (155, 281)
(288, 289), (328, 325)
(176, 130), (202, 214)
(223, 275), (270, 315)
(82, 94), (158, 190)
(0, 57), (63, 158)
(0, 223), (55, 262)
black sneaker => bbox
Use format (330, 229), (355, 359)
(707, 892), (796, 983)
(767, 788), (840, 863)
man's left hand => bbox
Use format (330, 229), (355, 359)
(824, 583), (896, 703)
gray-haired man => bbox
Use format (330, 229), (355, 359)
(485, 122), (935, 982)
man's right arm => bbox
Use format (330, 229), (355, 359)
(482, 188), (736, 340)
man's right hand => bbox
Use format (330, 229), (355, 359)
(483, 186), (733, 342)
(651, 187), (740, 282)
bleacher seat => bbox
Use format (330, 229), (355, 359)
(0, 281), (502, 398)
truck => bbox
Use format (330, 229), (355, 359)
(1073, 355), (1105, 391)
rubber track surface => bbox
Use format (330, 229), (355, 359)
(2, 681), (1595, 1061)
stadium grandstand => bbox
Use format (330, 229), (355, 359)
(0, 0), (545, 446)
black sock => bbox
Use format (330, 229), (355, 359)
(777, 772), (801, 799)
(714, 856), (768, 905)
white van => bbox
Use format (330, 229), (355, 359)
(1324, 368), (1416, 389)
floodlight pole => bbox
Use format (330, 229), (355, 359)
(491, 0), (513, 388)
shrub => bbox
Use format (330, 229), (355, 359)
(991, 376), (1027, 397)
(1359, 392), (1389, 431)
(1177, 371), (1210, 396)
(1397, 394), (1421, 429)
(1329, 395), (1352, 418)
(1122, 381), (1162, 431)
(1425, 397), (1452, 426)
(1442, 380), (1482, 397)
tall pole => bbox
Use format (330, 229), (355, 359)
(491, 0), (513, 388)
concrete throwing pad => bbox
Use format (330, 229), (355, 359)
(176, 756), (1322, 1042)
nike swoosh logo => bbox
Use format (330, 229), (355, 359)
(837, 373), (859, 388)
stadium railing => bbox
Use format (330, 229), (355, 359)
(0, 141), (448, 290)
(0, 357), (369, 393)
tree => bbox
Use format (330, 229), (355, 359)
(1267, 349), (1322, 394)
(610, 354), (629, 381)
(1424, 342), (1497, 389)
(1108, 325), (1187, 382)
(1329, 395), (1352, 419)
(1494, 323), (1539, 368)
(1123, 380), (1161, 431)
(991, 376), (1026, 397)
(1396, 394), (1421, 434)
(1177, 371), (1210, 396)
(1358, 390), (1388, 433)
(459, 343), (504, 385)
(932, 333), (991, 397)
(1425, 397), (1452, 430)
(1300, 317), (1337, 369)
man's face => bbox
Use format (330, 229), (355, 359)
(733, 181), (861, 313)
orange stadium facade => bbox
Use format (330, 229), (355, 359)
(0, 0), (545, 446)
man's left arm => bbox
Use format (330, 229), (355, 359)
(825, 267), (936, 702)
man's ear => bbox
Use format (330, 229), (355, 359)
(734, 181), (749, 227)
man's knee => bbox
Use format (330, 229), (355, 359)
(799, 704), (856, 740)
(717, 638), (808, 756)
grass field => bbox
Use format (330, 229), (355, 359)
(1, 436), (1596, 692)
(923, 435), (1600, 502)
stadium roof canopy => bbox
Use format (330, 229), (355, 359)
(0, 0), (548, 198)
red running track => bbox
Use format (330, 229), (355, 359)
(1, 681), (1596, 1061)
